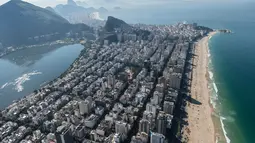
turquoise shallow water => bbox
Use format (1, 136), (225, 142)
(108, 1), (255, 143)
(209, 25), (255, 143)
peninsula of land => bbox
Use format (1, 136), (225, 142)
(0, 15), (214, 143)
(0, 1), (225, 141)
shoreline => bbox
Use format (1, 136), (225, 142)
(0, 39), (80, 59)
(1, 43), (87, 111)
(182, 31), (227, 143)
(207, 32), (230, 143)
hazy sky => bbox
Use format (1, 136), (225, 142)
(0, 0), (175, 8)
(0, 0), (66, 7)
(0, 0), (253, 8)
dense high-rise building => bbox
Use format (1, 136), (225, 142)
(166, 114), (173, 129)
(156, 83), (164, 93)
(79, 100), (91, 115)
(55, 128), (74, 143)
(104, 40), (109, 45)
(115, 121), (130, 136)
(151, 93), (160, 105)
(74, 125), (85, 139)
(151, 91), (163, 105)
(143, 111), (154, 125)
(86, 96), (93, 103)
(95, 106), (104, 116)
(163, 101), (175, 115)
(156, 112), (167, 135)
(146, 103), (157, 118)
(113, 133), (123, 143)
(168, 73), (182, 90)
(79, 101), (87, 115)
(107, 74), (115, 88)
(131, 132), (148, 143)
(150, 132), (165, 143)
(139, 119), (151, 134)
(158, 77), (166, 87)
(85, 114), (98, 129)
(79, 96), (93, 115)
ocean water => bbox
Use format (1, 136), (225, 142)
(108, 1), (255, 143)
(0, 44), (83, 109)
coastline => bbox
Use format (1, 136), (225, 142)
(183, 31), (227, 143)
(0, 26), (231, 142)
(0, 39), (80, 59)
(207, 32), (229, 143)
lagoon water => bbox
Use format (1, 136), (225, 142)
(108, 1), (255, 143)
(0, 44), (83, 109)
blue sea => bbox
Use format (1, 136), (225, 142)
(107, 1), (255, 143)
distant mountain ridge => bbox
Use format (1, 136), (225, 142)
(54, 0), (108, 26)
(45, 6), (56, 13)
(98, 7), (108, 13)
(67, 0), (77, 6)
(54, 0), (108, 16)
(75, 1), (88, 7)
(0, 0), (94, 47)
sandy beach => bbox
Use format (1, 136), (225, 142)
(182, 32), (217, 143)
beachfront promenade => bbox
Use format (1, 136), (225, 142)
(0, 23), (212, 143)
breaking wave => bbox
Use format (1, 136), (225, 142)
(208, 42), (231, 143)
(220, 116), (231, 143)
(0, 70), (42, 92)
